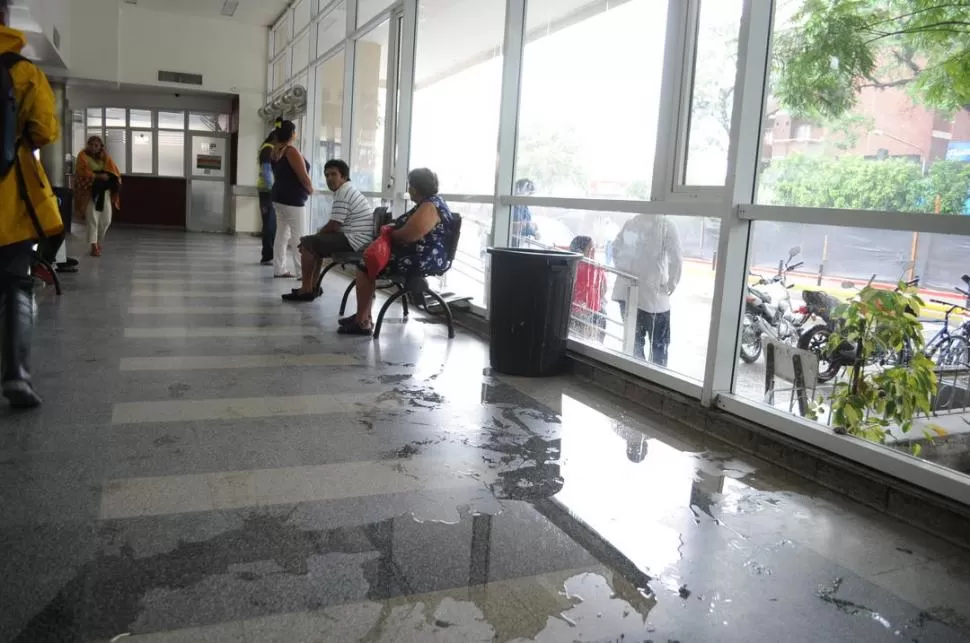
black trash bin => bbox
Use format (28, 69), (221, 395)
(487, 247), (582, 377)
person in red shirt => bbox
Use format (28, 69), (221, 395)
(569, 236), (607, 341)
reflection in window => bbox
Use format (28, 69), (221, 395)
(188, 113), (229, 132)
(682, 0), (743, 186)
(357, 0), (391, 28)
(350, 20), (390, 193)
(86, 108), (102, 128)
(515, 0), (667, 199)
(757, 2), (970, 215)
(129, 109), (152, 128)
(317, 2), (346, 55)
(104, 108), (126, 127)
(158, 130), (185, 177)
(105, 129), (128, 173)
(737, 220), (970, 478)
(410, 0), (504, 195)
(315, 52), (345, 188)
(158, 111), (185, 130)
(131, 131), (153, 174)
(520, 208), (714, 381)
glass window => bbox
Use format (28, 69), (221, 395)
(315, 52), (345, 188)
(131, 131), (154, 174)
(317, 2), (346, 56)
(105, 129), (128, 173)
(445, 201), (494, 306)
(357, 0), (391, 28)
(71, 110), (86, 157)
(681, 0), (744, 186)
(129, 109), (152, 128)
(273, 54), (289, 91)
(292, 34), (310, 73)
(86, 108), (102, 128)
(410, 0), (504, 195)
(568, 211), (713, 381)
(514, 0), (667, 199)
(736, 221), (970, 481)
(158, 130), (185, 177)
(158, 111), (185, 130)
(756, 4), (970, 214)
(104, 108), (126, 127)
(350, 20), (390, 193)
(188, 113), (229, 132)
(274, 15), (292, 54)
(293, 0), (311, 32)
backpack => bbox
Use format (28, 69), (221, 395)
(0, 51), (27, 179)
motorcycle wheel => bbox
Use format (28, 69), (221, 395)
(797, 326), (840, 383)
(739, 314), (763, 363)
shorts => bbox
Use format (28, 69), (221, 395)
(300, 231), (354, 258)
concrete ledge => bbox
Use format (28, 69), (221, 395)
(570, 355), (970, 550)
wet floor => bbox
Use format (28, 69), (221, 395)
(1, 230), (969, 642)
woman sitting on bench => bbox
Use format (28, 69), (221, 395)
(338, 168), (454, 336)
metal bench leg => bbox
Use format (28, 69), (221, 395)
(339, 280), (356, 316)
(373, 287), (408, 340)
(315, 260), (340, 293)
(425, 289), (455, 339)
(401, 291), (410, 320)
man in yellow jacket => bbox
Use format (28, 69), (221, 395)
(0, 2), (62, 408)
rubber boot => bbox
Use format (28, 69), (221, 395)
(0, 285), (42, 408)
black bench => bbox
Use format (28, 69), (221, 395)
(314, 206), (391, 294)
(337, 212), (463, 339)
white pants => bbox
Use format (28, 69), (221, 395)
(86, 198), (112, 245)
(273, 202), (305, 276)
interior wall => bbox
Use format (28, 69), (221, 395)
(117, 6), (267, 95)
(65, 0), (118, 82)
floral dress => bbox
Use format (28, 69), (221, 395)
(390, 195), (454, 275)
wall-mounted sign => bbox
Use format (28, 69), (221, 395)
(196, 154), (222, 171)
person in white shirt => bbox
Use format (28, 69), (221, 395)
(610, 214), (683, 366)
(284, 159), (374, 302)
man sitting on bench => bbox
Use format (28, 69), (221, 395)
(283, 159), (373, 302)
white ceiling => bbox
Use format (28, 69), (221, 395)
(120, 0), (291, 27)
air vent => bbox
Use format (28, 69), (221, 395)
(221, 1), (239, 17)
(158, 70), (204, 86)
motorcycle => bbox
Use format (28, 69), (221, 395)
(739, 247), (804, 363)
(796, 274), (922, 382)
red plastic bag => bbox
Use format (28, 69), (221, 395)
(363, 228), (393, 279)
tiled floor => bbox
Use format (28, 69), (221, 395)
(2, 229), (969, 642)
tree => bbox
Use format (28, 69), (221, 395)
(515, 127), (589, 194)
(760, 154), (970, 213)
(774, 0), (970, 120)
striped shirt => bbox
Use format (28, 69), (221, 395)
(330, 181), (373, 250)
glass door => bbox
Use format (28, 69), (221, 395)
(185, 134), (230, 232)
(349, 10), (404, 210)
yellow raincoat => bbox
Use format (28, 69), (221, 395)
(0, 25), (62, 248)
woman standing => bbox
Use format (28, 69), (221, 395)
(74, 136), (121, 257)
(271, 121), (313, 278)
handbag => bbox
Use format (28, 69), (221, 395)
(362, 227), (393, 279)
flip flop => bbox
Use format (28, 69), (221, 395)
(281, 291), (319, 302)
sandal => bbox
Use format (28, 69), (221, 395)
(281, 291), (319, 302)
(291, 287), (322, 296)
(274, 273), (295, 278)
(337, 318), (373, 336)
(338, 315), (356, 327)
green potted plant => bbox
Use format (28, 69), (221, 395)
(825, 282), (942, 453)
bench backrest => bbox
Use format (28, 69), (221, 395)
(371, 206), (391, 237)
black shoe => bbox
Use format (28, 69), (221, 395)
(337, 318), (373, 336)
(65, 257), (79, 267)
(56, 263), (79, 273)
(291, 287), (322, 295)
(260, 259), (273, 266)
(2, 381), (41, 408)
(282, 291), (319, 302)
(1, 285), (40, 408)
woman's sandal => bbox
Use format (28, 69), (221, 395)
(274, 273), (295, 279)
(337, 318), (373, 336)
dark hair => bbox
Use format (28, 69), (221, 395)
(263, 131), (276, 144)
(515, 178), (535, 195)
(273, 120), (296, 143)
(407, 168), (439, 198)
(569, 235), (593, 254)
(324, 159), (350, 179)
(86, 135), (104, 147)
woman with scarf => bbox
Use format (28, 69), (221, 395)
(74, 136), (121, 257)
